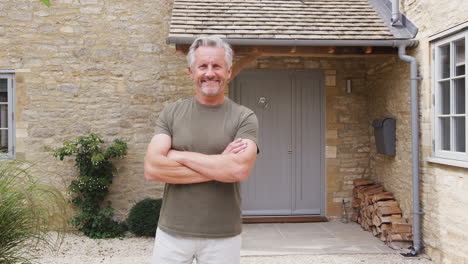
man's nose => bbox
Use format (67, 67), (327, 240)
(205, 66), (215, 77)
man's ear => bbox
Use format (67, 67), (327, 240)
(227, 67), (233, 81)
(188, 67), (194, 80)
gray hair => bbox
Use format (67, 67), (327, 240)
(187, 36), (233, 69)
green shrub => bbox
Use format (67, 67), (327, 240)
(53, 133), (128, 239)
(0, 160), (68, 264)
(127, 198), (162, 237)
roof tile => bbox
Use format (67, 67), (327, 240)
(169, 0), (397, 40)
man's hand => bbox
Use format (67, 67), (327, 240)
(168, 138), (257, 183)
(167, 138), (248, 160)
(144, 134), (212, 184)
(222, 138), (248, 154)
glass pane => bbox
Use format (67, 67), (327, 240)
(440, 80), (451, 115)
(454, 78), (465, 114)
(439, 44), (450, 79)
(0, 79), (7, 103)
(440, 117), (451, 151)
(455, 38), (465, 76)
(454, 117), (466, 152)
(0, 129), (7, 153)
(0, 105), (8, 129)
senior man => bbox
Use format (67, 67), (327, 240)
(144, 36), (259, 264)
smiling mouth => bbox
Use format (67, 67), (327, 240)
(201, 79), (221, 84)
(201, 80), (222, 88)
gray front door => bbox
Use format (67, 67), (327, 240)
(231, 70), (324, 216)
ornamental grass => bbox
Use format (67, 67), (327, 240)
(0, 160), (68, 264)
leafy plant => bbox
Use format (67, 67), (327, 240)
(53, 133), (128, 239)
(0, 160), (68, 264)
(127, 198), (162, 237)
(39, 0), (50, 7)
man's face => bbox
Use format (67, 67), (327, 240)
(189, 46), (232, 97)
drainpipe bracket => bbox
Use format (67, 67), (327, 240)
(414, 211), (426, 215)
(411, 77), (423, 80)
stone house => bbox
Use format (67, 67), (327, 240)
(0, 0), (467, 263)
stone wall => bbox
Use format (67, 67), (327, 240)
(366, 0), (468, 263)
(0, 0), (193, 218)
(365, 56), (413, 220)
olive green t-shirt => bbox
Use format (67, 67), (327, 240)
(155, 97), (259, 238)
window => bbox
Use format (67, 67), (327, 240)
(432, 29), (467, 161)
(0, 73), (15, 158)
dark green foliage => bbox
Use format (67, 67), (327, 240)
(127, 198), (162, 237)
(53, 133), (128, 239)
(39, 0), (50, 7)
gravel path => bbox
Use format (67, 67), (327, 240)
(34, 232), (434, 264)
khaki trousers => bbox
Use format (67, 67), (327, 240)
(151, 227), (241, 264)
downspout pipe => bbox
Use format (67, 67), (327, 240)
(391, 0), (401, 25)
(398, 44), (423, 256)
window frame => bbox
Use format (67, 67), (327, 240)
(432, 29), (468, 161)
(0, 73), (16, 159)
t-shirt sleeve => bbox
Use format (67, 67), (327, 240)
(235, 110), (260, 153)
(155, 105), (172, 136)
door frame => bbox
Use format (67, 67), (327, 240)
(229, 69), (326, 217)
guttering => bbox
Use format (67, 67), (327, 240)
(398, 44), (423, 256)
(391, 0), (401, 25)
(166, 37), (418, 48)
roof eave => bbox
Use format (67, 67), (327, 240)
(166, 37), (418, 48)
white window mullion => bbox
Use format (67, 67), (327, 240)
(435, 46), (440, 153)
(0, 73), (15, 159)
(7, 76), (13, 155)
(465, 35), (468, 160)
(450, 41), (455, 152)
(435, 46), (441, 154)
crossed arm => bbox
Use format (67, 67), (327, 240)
(144, 134), (257, 184)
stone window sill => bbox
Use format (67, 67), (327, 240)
(425, 157), (468, 169)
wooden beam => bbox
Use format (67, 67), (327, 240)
(256, 53), (397, 58)
(363, 46), (373, 54)
(228, 53), (261, 82)
(175, 44), (396, 59)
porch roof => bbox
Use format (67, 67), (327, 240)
(166, 0), (418, 45)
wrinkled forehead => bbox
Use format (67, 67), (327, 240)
(194, 46), (228, 65)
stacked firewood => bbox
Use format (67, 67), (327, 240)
(351, 179), (413, 250)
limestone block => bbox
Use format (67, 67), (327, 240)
(39, 25), (58, 34)
(325, 75), (336, 86)
(9, 12), (32, 21)
(326, 130), (338, 139)
(30, 128), (55, 138)
(34, 11), (49, 17)
(59, 26), (74, 33)
(37, 45), (58, 53)
(80, 7), (102, 14)
(79, 0), (99, 4)
(56, 84), (80, 95)
(326, 146), (337, 159)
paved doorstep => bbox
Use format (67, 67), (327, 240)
(35, 222), (433, 264)
(241, 222), (395, 256)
